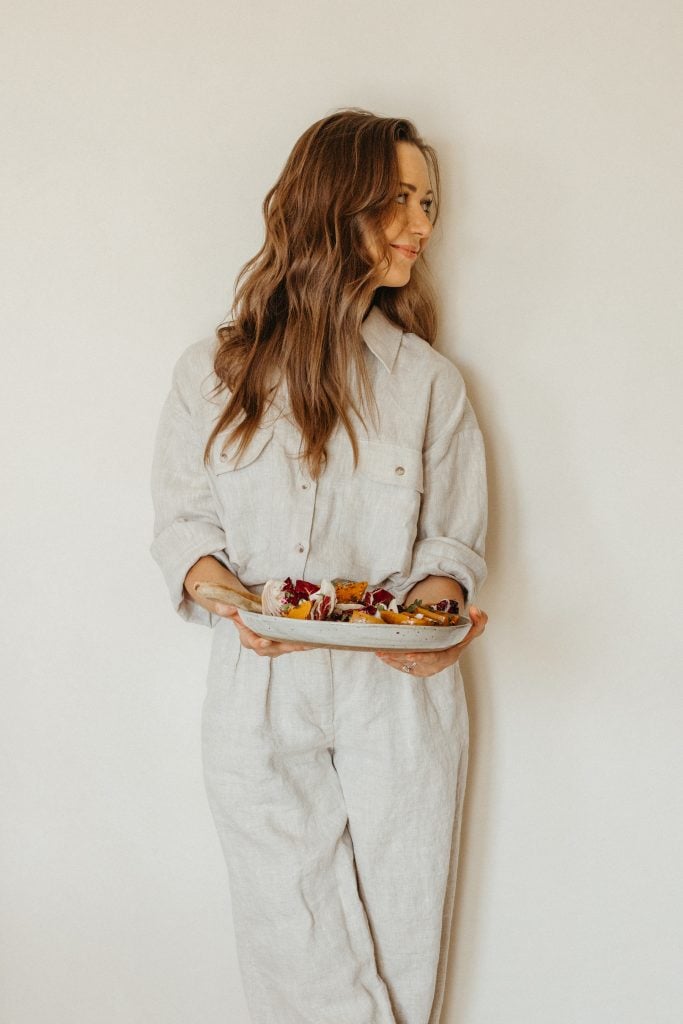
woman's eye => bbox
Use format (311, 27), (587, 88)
(395, 193), (435, 216)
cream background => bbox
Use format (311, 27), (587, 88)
(2, 1), (681, 1021)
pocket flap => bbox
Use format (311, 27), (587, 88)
(357, 442), (424, 492)
(211, 424), (275, 473)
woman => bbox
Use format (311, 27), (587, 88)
(150, 108), (489, 1024)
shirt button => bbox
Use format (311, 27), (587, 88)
(395, 465), (405, 476)
(301, 483), (309, 490)
(296, 543), (305, 554)
(220, 452), (228, 461)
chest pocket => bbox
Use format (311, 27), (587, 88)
(336, 441), (424, 583)
(208, 424), (276, 572)
(356, 441), (424, 494)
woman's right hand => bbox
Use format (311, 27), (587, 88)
(213, 603), (317, 657)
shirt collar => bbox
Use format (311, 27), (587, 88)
(360, 305), (403, 373)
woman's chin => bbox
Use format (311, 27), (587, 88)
(382, 268), (413, 289)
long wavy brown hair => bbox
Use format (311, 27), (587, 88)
(204, 107), (441, 478)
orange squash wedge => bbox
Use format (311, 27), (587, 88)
(349, 610), (382, 624)
(286, 600), (312, 619)
(379, 610), (431, 626)
(413, 605), (460, 626)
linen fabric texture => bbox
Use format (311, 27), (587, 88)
(149, 305), (488, 1024)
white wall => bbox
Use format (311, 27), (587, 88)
(2, 1), (681, 1021)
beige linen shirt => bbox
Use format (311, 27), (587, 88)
(150, 304), (488, 628)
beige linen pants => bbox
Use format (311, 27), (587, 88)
(201, 622), (469, 1024)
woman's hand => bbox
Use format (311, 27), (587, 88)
(374, 606), (488, 678)
(213, 603), (316, 658)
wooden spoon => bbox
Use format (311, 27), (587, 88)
(193, 582), (263, 614)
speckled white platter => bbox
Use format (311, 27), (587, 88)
(239, 610), (472, 652)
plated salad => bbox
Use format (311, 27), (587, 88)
(259, 577), (460, 627)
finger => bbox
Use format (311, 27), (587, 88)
(213, 602), (243, 621)
(463, 607), (488, 640)
(262, 639), (310, 654)
(233, 621), (263, 644)
(388, 660), (441, 677)
(468, 606), (489, 628)
(376, 659), (430, 675)
(375, 649), (424, 661)
(247, 636), (313, 657)
(226, 617), (269, 650)
(377, 654), (438, 673)
(441, 609), (487, 656)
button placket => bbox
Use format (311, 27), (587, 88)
(292, 475), (316, 571)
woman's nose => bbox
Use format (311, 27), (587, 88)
(408, 205), (433, 238)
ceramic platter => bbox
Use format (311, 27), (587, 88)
(238, 610), (472, 652)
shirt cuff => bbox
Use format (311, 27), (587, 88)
(150, 518), (230, 628)
(387, 537), (487, 609)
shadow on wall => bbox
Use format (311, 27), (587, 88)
(440, 365), (520, 1021)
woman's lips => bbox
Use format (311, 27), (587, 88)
(391, 245), (419, 259)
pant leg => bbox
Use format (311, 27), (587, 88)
(201, 626), (398, 1024)
(331, 651), (470, 1024)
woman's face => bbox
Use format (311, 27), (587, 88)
(367, 141), (435, 289)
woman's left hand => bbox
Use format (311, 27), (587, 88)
(374, 606), (488, 678)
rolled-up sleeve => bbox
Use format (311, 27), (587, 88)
(389, 394), (488, 608)
(149, 358), (230, 627)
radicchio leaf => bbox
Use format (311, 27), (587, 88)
(295, 579), (319, 598)
(363, 587), (395, 608)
